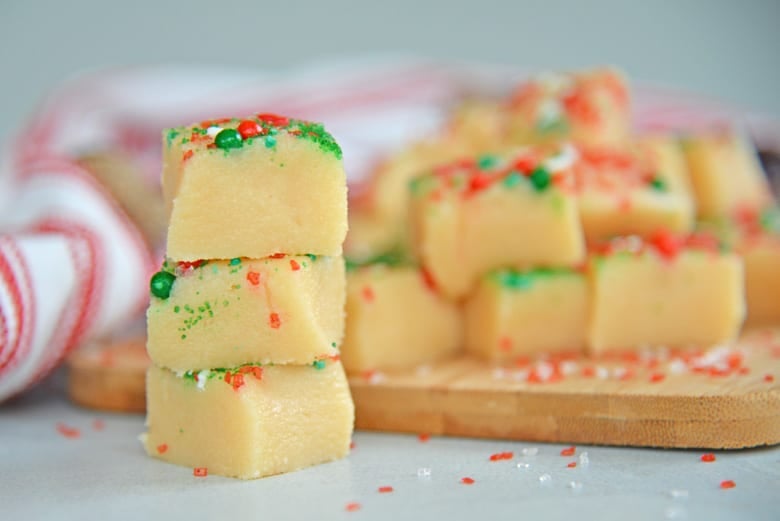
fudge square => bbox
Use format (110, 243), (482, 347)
(147, 255), (344, 372)
(341, 264), (462, 373)
(162, 114), (347, 261)
(682, 130), (773, 219)
(409, 145), (585, 300)
(575, 139), (695, 244)
(465, 268), (587, 363)
(506, 67), (631, 147)
(142, 360), (353, 479)
(588, 232), (745, 354)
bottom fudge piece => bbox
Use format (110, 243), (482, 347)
(588, 233), (745, 353)
(142, 360), (353, 479)
(341, 265), (462, 373)
(465, 268), (587, 363)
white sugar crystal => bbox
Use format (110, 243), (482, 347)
(669, 359), (688, 375)
(516, 462), (531, 469)
(535, 362), (554, 381)
(668, 489), (689, 499)
(206, 126), (223, 138)
(196, 369), (210, 390)
(521, 447), (539, 457)
(568, 481), (583, 491)
(417, 467), (432, 478)
(512, 369), (529, 381)
(538, 473), (552, 484)
(560, 360), (579, 376)
(369, 371), (386, 385)
(579, 451), (589, 467)
(595, 366), (609, 379)
(492, 368), (507, 380)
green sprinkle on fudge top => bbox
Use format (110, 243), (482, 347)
(164, 113), (342, 160)
(488, 267), (581, 291)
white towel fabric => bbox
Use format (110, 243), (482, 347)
(0, 58), (776, 402)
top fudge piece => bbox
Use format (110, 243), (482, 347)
(682, 131), (773, 219)
(409, 145), (585, 300)
(162, 114), (347, 260)
(506, 68), (631, 148)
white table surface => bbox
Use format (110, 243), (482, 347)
(1, 371), (778, 521)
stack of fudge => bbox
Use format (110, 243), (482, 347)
(342, 68), (776, 371)
(143, 114), (354, 479)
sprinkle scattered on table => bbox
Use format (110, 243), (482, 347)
(720, 480), (736, 489)
(378, 486), (394, 493)
(56, 422), (80, 439)
(193, 467), (208, 477)
(700, 453), (716, 462)
(560, 446), (576, 456)
(92, 419), (105, 431)
(460, 477), (475, 485)
(345, 502), (361, 512)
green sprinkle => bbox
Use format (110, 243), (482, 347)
(215, 128), (242, 150)
(529, 167), (551, 191)
(150, 271), (176, 299)
(649, 176), (666, 191)
(494, 271), (534, 290)
(229, 258), (241, 266)
(312, 360), (327, 370)
(477, 155), (499, 170)
(265, 135), (277, 148)
(503, 171), (523, 188)
(174, 305), (180, 313)
(331, 342), (337, 348)
(306, 254), (317, 261)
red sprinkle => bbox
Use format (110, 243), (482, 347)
(720, 480), (736, 489)
(701, 453), (716, 463)
(193, 467), (208, 477)
(499, 337), (512, 352)
(257, 113), (289, 127)
(231, 373), (245, 391)
(92, 419), (105, 431)
(269, 312), (281, 329)
(560, 446), (576, 457)
(418, 433), (430, 443)
(362, 285), (375, 303)
(350, 441), (356, 449)
(378, 486), (394, 493)
(56, 423), (80, 439)
(290, 259), (301, 271)
(461, 477), (475, 485)
(157, 444), (168, 454)
(224, 371), (232, 384)
(489, 451), (514, 461)
(765, 374), (775, 383)
(345, 502), (361, 512)
(182, 150), (194, 162)
(420, 267), (438, 292)
(650, 229), (682, 260)
(649, 372), (666, 383)
(237, 120), (263, 139)
(246, 271), (261, 286)
(270, 253), (286, 259)
(467, 172), (493, 194)
(567, 461), (577, 468)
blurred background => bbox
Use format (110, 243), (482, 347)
(1, 0), (779, 143)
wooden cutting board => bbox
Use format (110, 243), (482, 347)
(67, 330), (780, 449)
(349, 328), (780, 449)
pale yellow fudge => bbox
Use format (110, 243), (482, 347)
(143, 360), (353, 479)
(588, 232), (745, 353)
(575, 141), (694, 244)
(445, 98), (508, 154)
(409, 146), (585, 300)
(341, 264), (462, 373)
(147, 255), (344, 371)
(699, 207), (780, 326)
(681, 131), (773, 219)
(162, 114), (347, 260)
(506, 68), (631, 147)
(465, 268), (587, 363)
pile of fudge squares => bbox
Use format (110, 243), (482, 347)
(141, 68), (779, 479)
(342, 67), (778, 370)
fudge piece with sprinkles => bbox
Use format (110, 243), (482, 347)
(681, 131), (773, 219)
(409, 145), (585, 300)
(147, 254), (345, 371)
(506, 68), (630, 147)
(575, 138), (695, 244)
(142, 360), (353, 479)
(162, 114), (347, 260)
(587, 232), (745, 354)
(341, 264), (462, 373)
(465, 268), (587, 363)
